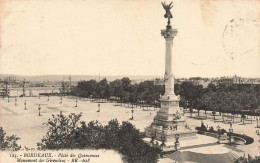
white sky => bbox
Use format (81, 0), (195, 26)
(0, 0), (259, 78)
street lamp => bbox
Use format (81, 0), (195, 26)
(60, 97), (62, 104)
(217, 125), (221, 143)
(150, 131), (156, 144)
(38, 104), (41, 116)
(160, 132), (166, 148)
(15, 97), (17, 106)
(97, 103), (100, 112)
(131, 109), (134, 120)
(75, 98), (78, 107)
(8, 96), (9, 102)
(24, 100), (27, 110)
(175, 134), (180, 151)
(212, 111), (216, 120)
(229, 123), (233, 146)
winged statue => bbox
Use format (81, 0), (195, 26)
(161, 1), (174, 29)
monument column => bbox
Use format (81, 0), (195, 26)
(162, 29), (177, 98)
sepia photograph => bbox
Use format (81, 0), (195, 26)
(0, 0), (260, 162)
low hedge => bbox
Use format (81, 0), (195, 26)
(229, 133), (254, 145)
(196, 126), (254, 145)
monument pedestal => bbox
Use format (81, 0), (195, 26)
(145, 95), (197, 144)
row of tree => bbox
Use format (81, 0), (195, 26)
(69, 77), (164, 107)
(66, 77), (259, 116)
(180, 83), (259, 116)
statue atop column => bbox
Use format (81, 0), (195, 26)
(161, 1), (174, 29)
(144, 2), (197, 151)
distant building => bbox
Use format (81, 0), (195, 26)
(218, 77), (233, 86)
(232, 75), (260, 85)
(233, 75), (241, 84)
(0, 88), (7, 97)
(189, 77), (211, 88)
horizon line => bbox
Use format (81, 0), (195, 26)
(0, 73), (259, 79)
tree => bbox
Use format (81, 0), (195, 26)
(103, 119), (121, 149)
(80, 121), (106, 149)
(59, 81), (71, 94)
(37, 112), (82, 150)
(109, 79), (123, 104)
(38, 114), (160, 163)
(96, 78), (110, 100)
(72, 80), (98, 98)
(0, 127), (21, 151)
(207, 83), (217, 92)
(121, 77), (131, 92)
(118, 121), (159, 163)
(179, 82), (203, 114)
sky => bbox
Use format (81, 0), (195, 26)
(0, 0), (259, 78)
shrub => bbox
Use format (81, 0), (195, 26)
(234, 154), (260, 163)
(221, 129), (227, 135)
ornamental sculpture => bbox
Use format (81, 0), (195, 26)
(161, 1), (174, 29)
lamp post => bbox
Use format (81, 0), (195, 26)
(97, 103), (100, 112)
(22, 79), (26, 97)
(217, 125), (221, 143)
(131, 109), (134, 120)
(60, 97), (62, 104)
(24, 100), (27, 110)
(15, 97), (17, 106)
(160, 132), (166, 148)
(8, 96), (9, 102)
(229, 123), (233, 146)
(38, 104), (41, 116)
(150, 131), (156, 144)
(175, 134), (180, 151)
(75, 98), (78, 107)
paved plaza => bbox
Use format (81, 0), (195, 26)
(0, 96), (156, 148)
(1, 96), (259, 162)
